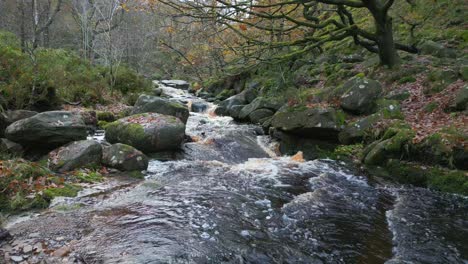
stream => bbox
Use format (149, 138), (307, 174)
(1, 83), (467, 264)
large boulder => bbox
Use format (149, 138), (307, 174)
(448, 85), (468, 112)
(229, 105), (246, 120)
(271, 106), (344, 141)
(420, 40), (457, 58)
(102, 143), (149, 172)
(161, 80), (190, 89)
(238, 97), (283, 120)
(340, 78), (383, 114)
(5, 110), (38, 124)
(0, 138), (23, 155)
(48, 140), (102, 172)
(249, 109), (275, 124)
(131, 95), (190, 124)
(105, 113), (186, 153)
(5, 111), (87, 150)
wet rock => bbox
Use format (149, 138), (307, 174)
(10, 255), (23, 262)
(238, 97), (283, 120)
(105, 113), (186, 153)
(340, 77), (383, 114)
(248, 109), (275, 124)
(191, 100), (209, 113)
(5, 111), (87, 150)
(271, 106), (344, 141)
(214, 106), (228, 116)
(5, 110), (38, 124)
(0, 138), (23, 155)
(48, 140), (102, 172)
(229, 105), (246, 120)
(131, 95), (189, 124)
(0, 228), (11, 241)
(102, 143), (149, 172)
(420, 40), (457, 58)
(161, 80), (190, 90)
(153, 88), (163, 96)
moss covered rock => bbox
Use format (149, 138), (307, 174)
(48, 140), (102, 172)
(238, 97), (283, 120)
(102, 143), (149, 172)
(249, 109), (275, 124)
(339, 77), (383, 114)
(420, 40), (457, 58)
(271, 106), (345, 141)
(105, 113), (185, 153)
(131, 95), (189, 124)
(363, 122), (415, 165)
(5, 111), (87, 150)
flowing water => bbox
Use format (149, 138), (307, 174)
(1, 83), (467, 264)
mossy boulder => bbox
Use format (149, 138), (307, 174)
(249, 109), (275, 124)
(412, 130), (467, 169)
(363, 122), (415, 165)
(339, 77), (383, 114)
(5, 111), (87, 150)
(48, 140), (102, 172)
(0, 113), (7, 137)
(238, 97), (283, 120)
(102, 143), (149, 172)
(97, 111), (116, 122)
(419, 40), (457, 58)
(448, 85), (468, 111)
(339, 114), (381, 144)
(424, 69), (459, 94)
(270, 106), (345, 141)
(105, 113), (186, 153)
(131, 95), (189, 124)
(229, 105), (246, 119)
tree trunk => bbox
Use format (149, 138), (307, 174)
(374, 13), (399, 68)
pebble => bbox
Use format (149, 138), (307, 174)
(10, 255), (23, 262)
(52, 246), (71, 257)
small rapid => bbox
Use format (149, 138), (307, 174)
(1, 83), (467, 263)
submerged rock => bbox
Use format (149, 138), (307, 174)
(48, 140), (102, 172)
(271, 106), (344, 141)
(131, 95), (189, 124)
(102, 143), (149, 172)
(5, 111), (87, 150)
(340, 77), (383, 114)
(105, 113), (185, 153)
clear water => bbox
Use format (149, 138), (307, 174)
(2, 83), (467, 263)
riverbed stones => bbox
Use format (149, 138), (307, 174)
(131, 95), (189, 124)
(340, 77), (383, 114)
(249, 109), (275, 124)
(271, 106), (344, 141)
(105, 113), (186, 153)
(5, 111), (87, 149)
(102, 143), (149, 171)
(161, 80), (190, 89)
(48, 140), (102, 172)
